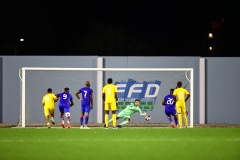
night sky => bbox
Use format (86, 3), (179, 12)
(0, 1), (239, 56)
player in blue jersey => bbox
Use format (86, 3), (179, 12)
(162, 89), (179, 128)
(75, 81), (93, 129)
(56, 87), (74, 128)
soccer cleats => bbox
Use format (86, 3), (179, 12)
(67, 122), (71, 128)
(117, 125), (122, 128)
(51, 119), (55, 125)
(84, 124), (90, 129)
(47, 122), (51, 128)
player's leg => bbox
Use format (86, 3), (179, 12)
(49, 107), (55, 125)
(165, 109), (174, 128)
(44, 107), (51, 128)
(111, 102), (117, 128)
(118, 116), (130, 127)
(182, 103), (189, 128)
(172, 109), (178, 128)
(173, 114), (179, 128)
(104, 103), (110, 128)
(80, 105), (85, 128)
(108, 115), (120, 123)
(83, 105), (91, 129)
(168, 115), (175, 128)
(80, 112), (84, 129)
(59, 107), (65, 128)
(176, 102), (183, 127)
(64, 107), (71, 128)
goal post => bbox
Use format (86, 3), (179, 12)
(19, 67), (193, 128)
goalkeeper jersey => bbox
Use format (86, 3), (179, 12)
(120, 103), (145, 116)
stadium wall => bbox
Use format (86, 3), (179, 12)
(0, 56), (239, 125)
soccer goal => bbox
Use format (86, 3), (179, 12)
(19, 67), (193, 128)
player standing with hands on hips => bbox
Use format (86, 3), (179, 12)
(102, 78), (118, 129)
(173, 81), (190, 128)
(75, 81), (93, 129)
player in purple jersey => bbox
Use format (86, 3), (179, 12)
(56, 88), (74, 128)
(75, 81), (93, 129)
(162, 89), (179, 128)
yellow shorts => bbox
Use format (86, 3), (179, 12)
(176, 102), (186, 114)
(44, 106), (55, 117)
(104, 102), (116, 111)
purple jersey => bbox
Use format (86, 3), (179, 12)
(57, 92), (73, 108)
(163, 94), (176, 116)
(79, 87), (93, 105)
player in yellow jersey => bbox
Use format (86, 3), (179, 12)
(42, 88), (58, 128)
(173, 81), (190, 128)
(102, 78), (118, 129)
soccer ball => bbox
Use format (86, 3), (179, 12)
(145, 115), (151, 121)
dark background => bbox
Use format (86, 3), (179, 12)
(0, 1), (239, 56)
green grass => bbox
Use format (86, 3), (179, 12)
(0, 127), (240, 160)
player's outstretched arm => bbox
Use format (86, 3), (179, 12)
(140, 111), (147, 116)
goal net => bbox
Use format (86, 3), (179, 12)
(19, 68), (193, 127)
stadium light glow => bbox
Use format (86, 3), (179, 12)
(208, 33), (213, 39)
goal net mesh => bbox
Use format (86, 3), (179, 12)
(19, 69), (192, 127)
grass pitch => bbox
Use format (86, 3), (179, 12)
(0, 127), (240, 160)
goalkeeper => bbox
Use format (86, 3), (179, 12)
(107, 99), (146, 128)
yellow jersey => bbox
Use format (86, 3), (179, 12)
(173, 88), (189, 103)
(102, 84), (118, 103)
(42, 93), (56, 108)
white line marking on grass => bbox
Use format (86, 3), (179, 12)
(1, 138), (240, 143)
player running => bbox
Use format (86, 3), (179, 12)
(162, 89), (178, 128)
(56, 88), (74, 128)
(42, 88), (58, 128)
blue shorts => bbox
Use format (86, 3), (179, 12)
(59, 105), (70, 114)
(165, 108), (177, 116)
(81, 104), (90, 113)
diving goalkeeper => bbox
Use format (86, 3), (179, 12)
(107, 99), (146, 128)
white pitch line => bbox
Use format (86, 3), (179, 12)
(1, 138), (240, 143)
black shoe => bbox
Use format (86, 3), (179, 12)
(51, 119), (55, 125)
(117, 125), (122, 128)
(104, 124), (106, 128)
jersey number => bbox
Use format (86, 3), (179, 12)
(83, 91), (87, 98)
(166, 98), (174, 105)
(63, 94), (68, 99)
(178, 92), (184, 100)
(107, 88), (112, 96)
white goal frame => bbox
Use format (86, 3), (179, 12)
(19, 67), (194, 128)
